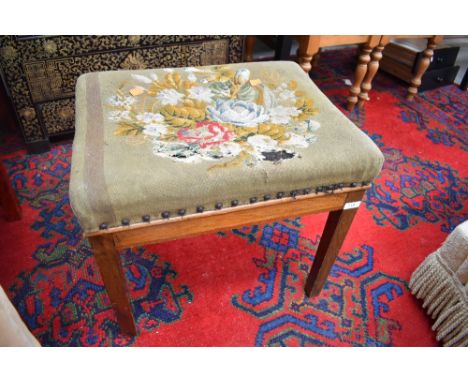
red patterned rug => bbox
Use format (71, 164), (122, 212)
(1, 48), (467, 346)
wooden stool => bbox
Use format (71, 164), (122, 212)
(70, 61), (384, 336)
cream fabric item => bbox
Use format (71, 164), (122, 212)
(70, 61), (384, 232)
(0, 286), (40, 347)
(409, 220), (468, 347)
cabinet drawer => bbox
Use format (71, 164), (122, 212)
(23, 39), (232, 104)
(419, 66), (460, 92)
(417, 47), (460, 72)
(20, 38), (242, 136)
(383, 40), (459, 72)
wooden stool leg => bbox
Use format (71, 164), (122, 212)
(407, 36), (438, 100)
(346, 44), (372, 111)
(88, 235), (137, 336)
(357, 44), (385, 108)
(0, 160), (22, 221)
(305, 190), (365, 297)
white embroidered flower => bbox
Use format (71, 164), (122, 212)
(107, 95), (136, 108)
(188, 86), (214, 103)
(163, 68), (174, 73)
(136, 112), (164, 124)
(156, 89), (184, 105)
(235, 68), (250, 85)
(293, 119), (321, 134)
(131, 74), (153, 84)
(268, 106), (301, 124)
(187, 73), (197, 82)
(208, 100), (268, 127)
(150, 73), (158, 81)
(185, 67), (201, 73)
(218, 142), (242, 157)
(199, 141), (242, 160)
(283, 133), (309, 148)
(306, 119), (321, 131)
(108, 110), (131, 121)
(273, 83), (297, 106)
(143, 124), (168, 138)
(152, 141), (201, 163)
(247, 134), (278, 152)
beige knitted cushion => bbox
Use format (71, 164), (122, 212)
(70, 61), (384, 232)
(410, 220), (468, 346)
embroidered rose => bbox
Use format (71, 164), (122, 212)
(110, 65), (322, 167)
(177, 121), (233, 148)
(188, 86), (214, 103)
(156, 89), (184, 105)
(208, 100), (268, 127)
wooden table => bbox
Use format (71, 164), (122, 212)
(295, 35), (381, 111)
(355, 35), (444, 105)
(294, 35), (443, 110)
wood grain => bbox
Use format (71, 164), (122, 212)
(304, 189), (365, 297)
(86, 185), (370, 335)
(88, 235), (136, 336)
(347, 44), (373, 111)
(112, 191), (350, 250)
(356, 43), (385, 108)
(407, 36), (443, 100)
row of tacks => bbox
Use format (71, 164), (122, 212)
(98, 181), (369, 230)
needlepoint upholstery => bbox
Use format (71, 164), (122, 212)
(70, 61), (384, 232)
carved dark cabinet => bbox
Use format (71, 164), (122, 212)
(0, 35), (245, 153)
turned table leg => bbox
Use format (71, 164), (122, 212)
(88, 235), (137, 336)
(356, 44), (385, 108)
(305, 190), (365, 297)
(346, 44), (372, 111)
(407, 37), (438, 100)
(297, 36), (321, 74)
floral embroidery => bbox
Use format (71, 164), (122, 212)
(108, 66), (321, 167)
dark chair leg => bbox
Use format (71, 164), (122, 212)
(305, 190), (365, 297)
(0, 160), (22, 221)
(274, 35), (293, 60)
(88, 235), (137, 336)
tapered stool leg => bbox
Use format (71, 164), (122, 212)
(88, 235), (137, 336)
(305, 190), (365, 297)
